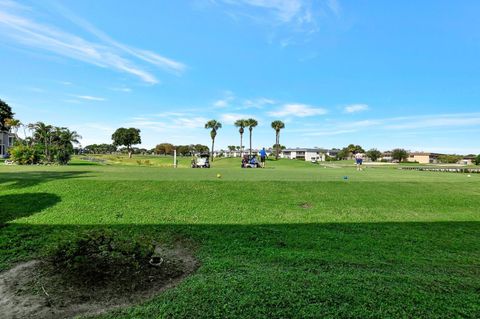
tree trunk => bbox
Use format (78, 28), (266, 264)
(211, 139), (215, 162)
(275, 131), (279, 160)
(249, 129), (252, 156)
(128, 146), (132, 158)
(240, 133), (243, 157)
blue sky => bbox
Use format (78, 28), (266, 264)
(1, 0), (479, 154)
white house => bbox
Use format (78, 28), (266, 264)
(218, 148), (274, 158)
(280, 148), (327, 162)
(0, 131), (15, 157)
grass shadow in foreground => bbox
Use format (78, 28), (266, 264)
(1, 221), (479, 318)
(0, 170), (91, 189)
(0, 193), (61, 226)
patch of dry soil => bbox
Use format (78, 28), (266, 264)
(0, 244), (198, 319)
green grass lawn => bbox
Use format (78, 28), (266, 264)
(1, 157), (479, 318)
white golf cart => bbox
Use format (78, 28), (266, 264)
(191, 153), (210, 168)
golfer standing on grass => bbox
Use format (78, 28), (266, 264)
(355, 152), (364, 171)
(259, 147), (267, 168)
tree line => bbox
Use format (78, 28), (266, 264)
(3, 97), (480, 165)
(336, 145), (410, 162)
(1, 99), (81, 165)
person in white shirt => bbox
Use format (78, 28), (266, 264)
(354, 152), (364, 171)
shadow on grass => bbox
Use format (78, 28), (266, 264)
(0, 170), (91, 189)
(0, 193), (61, 226)
(67, 162), (101, 166)
(0, 221), (479, 317)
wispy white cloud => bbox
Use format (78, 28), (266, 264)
(215, 0), (339, 35)
(220, 113), (255, 124)
(268, 103), (328, 117)
(229, 0), (304, 23)
(110, 87), (132, 93)
(241, 97), (275, 109)
(0, 0), (30, 11)
(388, 114), (480, 130)
(214, 99), (230, 108)
(344, 104), (369, 114)
(51, 2), (187, 75)
(0, 3), (185, 83)
(213, 91), (235, 108)
(126, 113), (208, 132)
(297, 112), (480, 138)
(175, 117), (210, 128)
(75, 95), (106, 101)
(326, 0), (341, 16)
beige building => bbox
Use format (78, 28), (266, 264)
(459, 156), (476, 165)
(407, 152), (441, 164)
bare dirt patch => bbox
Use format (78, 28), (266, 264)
(299, 202), (313, 209)
(0, 244), (198, 319)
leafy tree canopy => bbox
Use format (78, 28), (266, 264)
(366, 149), (382, 162)
(112, 128), (141, 158)
(112, 128), (141, 148)
(392, 148), (409, 162)
(0, 99), (14, 131)
(474, 154), (480, 165)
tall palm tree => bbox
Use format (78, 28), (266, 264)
(30, 122), (53, 160)
(204, 120), (222, 162)
(271, 120), (285, 160)
(245, 118), (258, 156)
(55, 127), (82, 149)
(234, 119), (247, 157)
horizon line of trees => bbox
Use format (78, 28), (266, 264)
(3, 98), (480, 165)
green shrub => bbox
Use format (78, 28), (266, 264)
(438, 154), (462, 164)
(55, 148), (71, 165)
(475, 154), (480, 165)
(49, 230), (154, 283)
(9, 144), (43, 164)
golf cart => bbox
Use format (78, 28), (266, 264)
(241, 155), (261, 168)
(191, 153), (210, 168)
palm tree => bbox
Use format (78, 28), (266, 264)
(30, 122), (53, 160)
(271, 120), (285, 160)
(204, 120), (222, 162)
(234, 119), (247, 157)
(52, 127), (82, 164)
(5, 118), (21, 138)
(245, 118), (258, 156)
